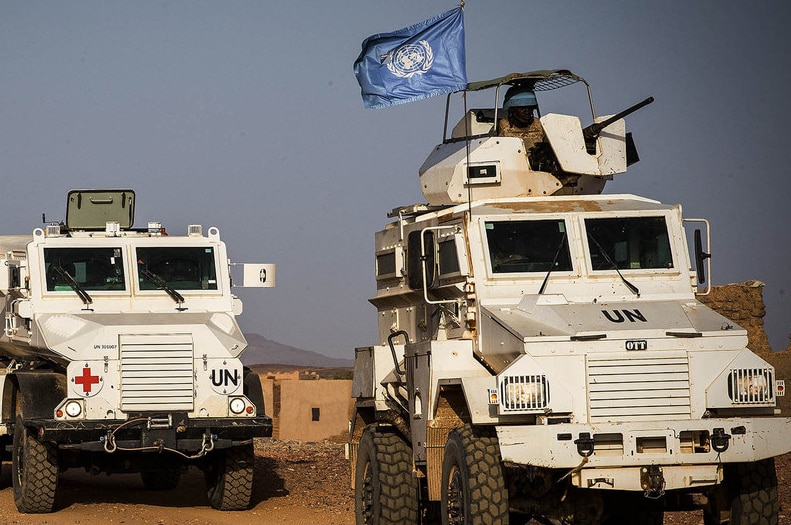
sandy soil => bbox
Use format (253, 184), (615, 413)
(0, 440), (786, 525)
(0, 439), (354, 525)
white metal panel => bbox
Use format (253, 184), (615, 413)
(119, 333), (194, 412)
(596, 117), (627, 175)
(541, 114), (600, 175)
(588, 351), (691, 422)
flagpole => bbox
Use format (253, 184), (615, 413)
(463, 90), (473, 218)
(459, 0), (471, 217)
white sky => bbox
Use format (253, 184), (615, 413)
(1, 1), (789, 359)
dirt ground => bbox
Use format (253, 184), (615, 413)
(0, 439), (354, 525)
(0, 440), (787, 525)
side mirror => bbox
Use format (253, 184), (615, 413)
(694, 229), (710, 284)
(407, 230), (436, 291)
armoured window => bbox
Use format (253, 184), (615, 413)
(136, 247), (218, 291)
(585, 217), (673, 270)
(438, 238), (460, 276)
(485, 220), (571, 274)
(44, 247), (126, 291)
(376, 252), (397, 278)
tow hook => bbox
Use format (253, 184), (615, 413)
(712, 427), (731, 453)
(101, 432), (117, 453)
(641, 465), (665, 498)
(574, 432), (595, 457)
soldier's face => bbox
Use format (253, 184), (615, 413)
(511, 106), (535, 126)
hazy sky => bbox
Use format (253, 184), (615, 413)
(2, 1), (790, 359)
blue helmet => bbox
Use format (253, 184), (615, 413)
(503, 86), (538, 109)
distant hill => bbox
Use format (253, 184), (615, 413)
(240, 333), (354, 367)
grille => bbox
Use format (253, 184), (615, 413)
(728, 368), (774, 404)
(499, 374), (549, 411)
(587, 352), (690, 422)
(119, 334), (194, 412)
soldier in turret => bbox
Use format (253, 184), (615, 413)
(499, 85), (544, 152)
(499, 85), (559, 172)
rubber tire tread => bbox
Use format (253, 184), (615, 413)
(441, 424), (508, 525)
(729, 458), (778, 525)
(12, 417), (59, 513)
(354, 425), (418, 525)
(206, 442), (255, 511)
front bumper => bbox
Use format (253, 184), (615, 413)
(25, 414), (273, 453)
(497, 416), (791, 491)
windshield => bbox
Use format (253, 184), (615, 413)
(44, 247), (126, 291)
(585, 217), (673, 270)
(136, 246), (218, 291)
(486, 220), (572, 273)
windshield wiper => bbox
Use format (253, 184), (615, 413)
(52, 264), (93, 306)
(587, 234), (641, 297)
(538, 232), (568, 295)
(139, 266), (186, 310)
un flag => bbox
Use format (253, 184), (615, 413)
(354, 8), (467, 109)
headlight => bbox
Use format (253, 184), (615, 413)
(499, 375), (549, 411)
(55, 399), (84, 419)
(728, 368), (774, 404)
(229, 397), (247, 415)
(65, 400), (83, 417)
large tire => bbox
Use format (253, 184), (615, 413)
(705, 459), (779, 525)
(141, 468), (181, 490)
(441, 424), (508, 525)
(354, 425), (419, 525)
(205, 442), (255, 511)
(12, 416), (59, 513)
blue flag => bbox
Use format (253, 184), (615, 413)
(354, 8), (467, 109)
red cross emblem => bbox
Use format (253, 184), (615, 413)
(74, 366), (100, 394)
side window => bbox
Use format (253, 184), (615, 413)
(44, 247), (126, 291)
(485, 220), (571, 274)
(585, 217), (673, 270)
(7, 263), (21, 289)
(136, 246), (218, 291)
(438, 237), (460, 276)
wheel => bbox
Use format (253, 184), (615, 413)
(704, 459), (779, 525)
(205, 442), (255, 511)
(12, 416), (59, 513)
(141, 467), (181, 490)
(354, 425), (418, 525)
(441, 424), (508, 525)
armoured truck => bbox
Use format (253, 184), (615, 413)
(348, 70), (790, 525)
(0, 189), (275, 513)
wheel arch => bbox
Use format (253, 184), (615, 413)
(9, 370), (67, 421)
(425, 384), (473, 502)
(242, 367), (265, 415)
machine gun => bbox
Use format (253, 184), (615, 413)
(583, 96), (654, 154)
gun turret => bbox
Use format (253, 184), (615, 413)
(584, 96), (654, 153)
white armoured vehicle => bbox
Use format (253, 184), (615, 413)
(0, 190), (275, 513)
(348, 70), (790, 524)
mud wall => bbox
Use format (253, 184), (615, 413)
(260, 378), (353, 441)
(698, 280), (773, 354)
